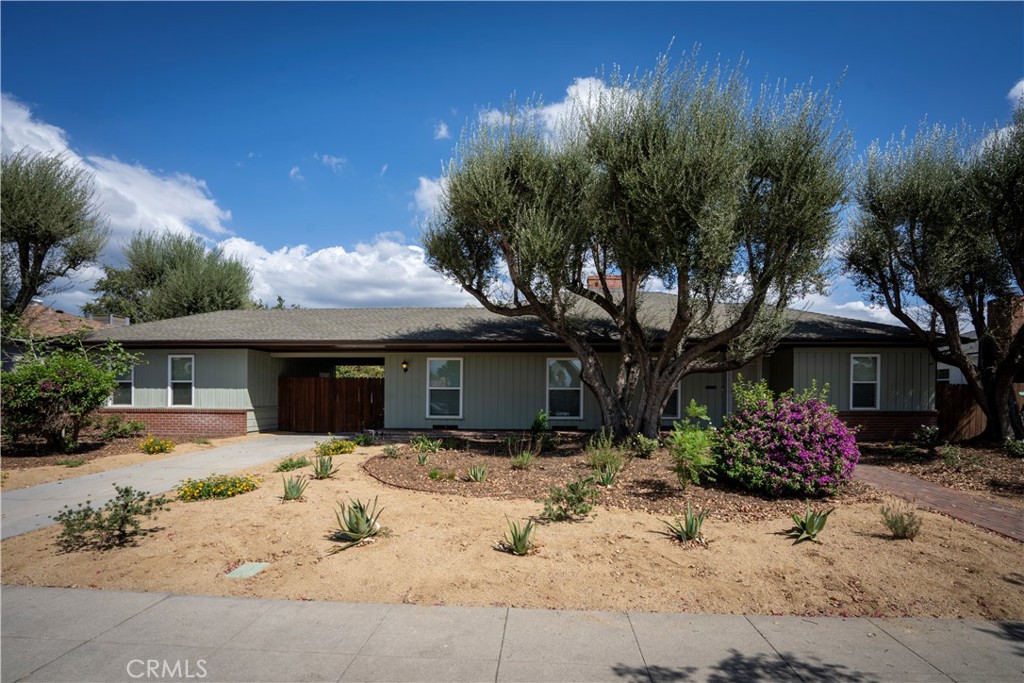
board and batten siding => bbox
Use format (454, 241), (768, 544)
(130, 349), (251, 410)
(792, 347), (935, 411)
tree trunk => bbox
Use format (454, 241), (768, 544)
(989, 374), (1024, 440)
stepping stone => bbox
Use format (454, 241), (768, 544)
(225, 562), (269, 578)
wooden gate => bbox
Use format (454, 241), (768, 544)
(278, 377), (384, 432)
(937, 382), (1024, 442)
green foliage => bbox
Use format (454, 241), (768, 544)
(541, 476), (600, 521)
(56, 457), (86, 468)
(1, 151), (109, 315)
(314, 435), (356, 456)
(281, 475), (308, 501)
(594, 462), (620, 487)
(177, 474), (261, 501)
(787, 503), (834, 543)
(529, 410), (554, 452)
(382, 444), (401, 458)
(912, 425), (941, 451)
(331, 497), (384, 552)
(352, 432), (376, 447)
(193, 438), (211, 445)
(661, 503), (709, 544)
(667, 402), (716, 489)
(1, 341), (139, 451)
(275, 456), (310, 472)
(1004, 438), (1024, 458)
(428, 468), (456, 480)
(311, 455), (339, 480)
(53, 485), (169, 551)
(630, 434), (659, 459)
(84, 231), (253, 323)
(467, 465), (488, 482)
(139, 437), (175, 455)
(416, 453), (430, 466)
(498, 517), (535, 556)
(510, 451), (534, 470)
(891, 443), (920, 460)
(334, 365), (384, 379)
(411, 435), (442, 454)
(940, 443), (962, 468)
(95, 415), (147, 440)
(880, 499), (923, 540)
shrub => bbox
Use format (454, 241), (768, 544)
(331, 497), (383, 552)
(1, 341), (139, 452)
(529, 410), (554, 453)
(497, 517), (535, 556)
(939, 443), (961, 467)
(510, 451), (534, 470)
(661, 503), (708, 544)
(714, 380), (859, 498)
(880, 499), (922, 540)
(912, 424), (941, 451)
(140, 436), (174, 454)
(467, 465), (488, 482)
(382, 444), (401, 458)
(311, 455), (339, 480)
(541, 476), (599, 521)
(56, 457), (86, 468)
(428, 468), (456, 480)
(96, 415), (147, 440)
(585, 447), (624, 472)
(352, 432), (375, 447)
(53, 484), (169, 551)
(1004, 438), (1024, 458)
(281, 475), (308, 501)
(315, 435), (356, 456)
(668, 408), (717, 489)
(631, 434), (659, 459)
(891, 443), (920, 460)
(275, 456), (310, 472)
(787, 502), (834, 543)
(177, 474), (261, 501)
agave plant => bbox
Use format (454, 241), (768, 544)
(497, 517), (535, 556)
(311, 455), (340, 480)
(416, 453), (430, 466)
(467, 465), (488, 482)
(594, 462), (620, 487)
(661, 503), (709, 544)
(787, 502), (834, 543)
(331, 496), (384, 552)
(281, 475), (308, 501)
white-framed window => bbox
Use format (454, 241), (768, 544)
(547, 358), (583, 419)
(662, 382), (681, 420)
(936, 367), (951, 384)
(109, 367), (134, 406)
(850, 354), (880, 410)
(426, 358), (462, 419)
(168, 355), (195, 407)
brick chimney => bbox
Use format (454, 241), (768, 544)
(988, 295), (1024, 340)
(586, 275), (623, 292)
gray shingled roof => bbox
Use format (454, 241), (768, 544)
(86, 293), (918, 348)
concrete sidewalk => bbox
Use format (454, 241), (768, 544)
(1, 587), (1021, 683)
(0, 434), (321, 540)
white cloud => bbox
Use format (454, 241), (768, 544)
(1, 94), (232, 241)
(220, 234), (474, 308)
(289, 166), (304, 181)
(379, 163), (388, 176)
(315, 152), (346, 172)
(413, 175), (447, 216)
(434, 121), (451, 140)
(1008, 78), (1024, 104)
(479, 76), (628, 138)
(796, 290), (900, 325)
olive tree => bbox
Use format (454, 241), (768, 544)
(424, 54), (849, 438)
(1, 151), (109, 316)
(844, 105), (1024, 440)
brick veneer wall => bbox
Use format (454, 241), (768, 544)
(838, 411), (937, 442)
(97, 408), (248, 438)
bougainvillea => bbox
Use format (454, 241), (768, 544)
(714, 379), (859, 497)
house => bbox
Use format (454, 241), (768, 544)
(85, 290), (937, 442)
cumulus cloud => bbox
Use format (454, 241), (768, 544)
(479, 76), (628, 138)
(289, 165), (304, 181)
(220, 233), (474, 308)
(315, 152), (346, 171)
(1, 94), (232, 241)
(434, 121), (451, 140)
(413, 175), (447, 217)
(1008, 78), (1024, 104)
(796, 290), (900, 325)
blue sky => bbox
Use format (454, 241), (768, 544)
(2, 2), (1022, 318)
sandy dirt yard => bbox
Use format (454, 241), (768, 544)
(2, 445), (1021, 620)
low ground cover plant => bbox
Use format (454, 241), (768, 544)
(880, 498), (923, 540)
(54, 484), (169, 551)
(382, 444), (401, 458)
(787, 502), (834, 543)
(275, 456), (310, 472)
(1006, 438), (1024, 458)
(541, 475), (599, 521)
(331, 496), (383, 552)
(352, 433), (375, 447)
(714, 380), (859, 498)
(497, 517), (535, 556)
(56, 457), (86, 468)
(510, 451), (534, 470)
(140, 436), (174, 454)
(315, 435), (356, 456)
(428, 468), (456, 480)
(177, 474), (262, 501)
(95, 415), (147, 440)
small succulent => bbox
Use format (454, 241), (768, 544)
(331, 497), (384, 552)
(661, 503), (709, 544)
(497, 517), (535, 556)
(787, 502), (834, 543)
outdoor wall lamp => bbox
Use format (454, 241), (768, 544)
(401, 360), (409, 373)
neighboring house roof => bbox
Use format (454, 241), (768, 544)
(86, 293), (921, 351)
(19, 304), (109, 338)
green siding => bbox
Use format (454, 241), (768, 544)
(129, 349), (250, 409)
(793, 347), (935, 411)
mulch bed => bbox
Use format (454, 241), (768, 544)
(362, 434), (879, 523)
(1, 436), (171, 470)
(858, 443), (1024, 500)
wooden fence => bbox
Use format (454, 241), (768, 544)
(937, 382), (1024, 442)
(278, 377), (384, 433)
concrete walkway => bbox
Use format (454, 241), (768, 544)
(1, 587), (1021, 683)
(855, 464), (1024, 542)
(0, 434), (320, 540)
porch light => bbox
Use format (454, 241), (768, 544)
(401, 360), (409, 373)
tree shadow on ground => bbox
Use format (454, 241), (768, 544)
(974, 621), (1024, 659)
(612, 649), (877, 683)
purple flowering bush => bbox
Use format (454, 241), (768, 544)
(714, 380), (859, 498)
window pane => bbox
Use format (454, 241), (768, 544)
(111, 383), (132, 406)
(549, 389), (581, 418)
(171, 357), (193, 381)
(548, 359), (581, 389)
(852, 356), (878, 382)
(429, 359), (461, 388)
(171, 383), (193, 406)
(428, 388), (460, 416)
(663, 389), (679, 418)
(851, 383), (877, 409)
